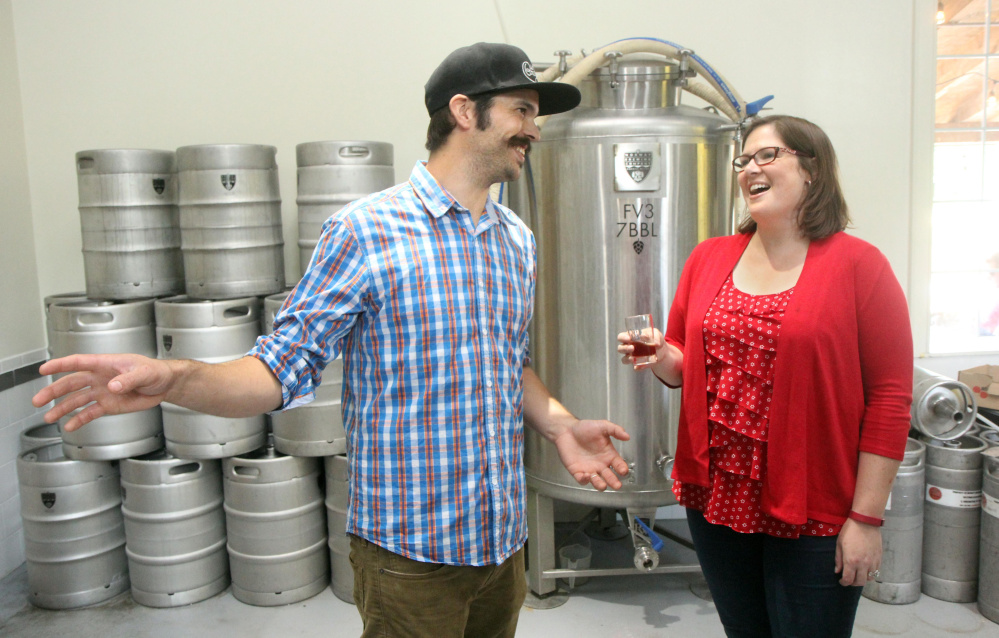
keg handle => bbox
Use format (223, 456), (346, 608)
(76, 312), (115, 327)
(231, 465), (260, 478)
(168, 462), (201, 476)
(339, 146), (371, 159)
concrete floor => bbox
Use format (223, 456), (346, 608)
(1, 521), (997, 638)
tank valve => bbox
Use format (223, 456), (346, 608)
(554, 49), (572, 76)
(631, 516), (664, 571)
(634, 545), (659, 571)
(656, 454), (674, 480)
(604, 51), (623, 89)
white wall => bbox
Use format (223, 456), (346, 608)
(9, 0), (917, 291)
(4, 0), (991, 370)
(1, 0), (43, 360)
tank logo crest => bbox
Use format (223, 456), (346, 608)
(163, 335), (173, 352)
(633, 240), (645, 255)
(625, 152), (653, 183)
(41, 492), (56, 509)
(522, 61), (537, 82)
(221, 174), (237, 191)
(152, 178), (165, 195)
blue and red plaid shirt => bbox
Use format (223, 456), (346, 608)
(249, 162), (536, 566)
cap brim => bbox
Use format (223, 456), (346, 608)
(501, 81), (581, 117)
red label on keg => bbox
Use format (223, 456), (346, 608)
(925, 484), (982, 508)
(984, 492), (999, 519)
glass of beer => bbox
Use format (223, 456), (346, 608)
(625, 314), (658, 367)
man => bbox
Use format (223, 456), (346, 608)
(33, 42), (630, 637)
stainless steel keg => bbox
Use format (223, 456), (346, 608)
(920, 434), (986, 602)
(20, 421), (62, 452)
(223, 444), (329, 606)
(47, 298), (164, 460)
(295, 141), (394, 274)
(177, 144), (285, 299)
(43, 291), (88, 354)
(17, 443), (129, 609)
(863, 438), (925, 604)
(912, 367), (977, 441)
(979, 447), (999, 624)
(263, 290), (346, 456)
(155, 295), (266, 459)
(324, 454), (352, 604)
(978, 428), (999, 448)
(120, 450), (229, 607)
(76, 149), (183, 300)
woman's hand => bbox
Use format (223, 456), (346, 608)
(615, 328), (665, 369)
(835, 518), (882, 587)
(615, 329), (683, 386)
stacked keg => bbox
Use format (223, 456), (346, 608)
(863, 438), (926, 605)
(223, 442), (329, 605)
(980, 447), (999, 623)
(155, 295), (267, 458)
(76, 149), (184, 300)
(295, 140), (394, 273)
(21, 140), (395, 611)
(47, 298), (164, 460)
(176, 144), (285, 299)
(17, 443), (130, 609)
(263, 290), (346, 457)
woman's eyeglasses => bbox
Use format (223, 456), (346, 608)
(733, 147), (813, 172)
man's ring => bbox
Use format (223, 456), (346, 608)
(590, 473), (601, 481)
(868, 569), (880, 580)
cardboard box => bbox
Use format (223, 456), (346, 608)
(958, 365), (999, 410)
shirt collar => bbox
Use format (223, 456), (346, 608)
(409, 161), (517, 227)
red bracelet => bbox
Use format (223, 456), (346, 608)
(848, 510), (884, 527)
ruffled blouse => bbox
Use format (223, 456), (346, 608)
(673, 275), (842, 538)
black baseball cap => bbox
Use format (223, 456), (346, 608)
(424, 42), (581, 117)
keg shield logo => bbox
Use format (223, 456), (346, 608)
(221, 174), (237, 191)
(162, 334), (173, 353)
(152, 178), (165, 195)
(614, 144), (660, 192)
(41, 492), (56, 509)
(625, 151), (653, 183)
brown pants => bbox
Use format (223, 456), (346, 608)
(349, 535), (526, 638)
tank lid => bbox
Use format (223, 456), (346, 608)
(588, 57), (681, 80)
(296, 141), (394, 167)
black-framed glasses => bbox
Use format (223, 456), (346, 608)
(732, 147), (813, 172)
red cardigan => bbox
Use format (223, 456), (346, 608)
(665, 232), (913, 525)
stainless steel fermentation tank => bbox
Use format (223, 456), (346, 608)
(508, 57), (737, 596)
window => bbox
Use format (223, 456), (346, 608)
(930, 0), (999, 353)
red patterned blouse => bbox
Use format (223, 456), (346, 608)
(672, 274), (842, 538)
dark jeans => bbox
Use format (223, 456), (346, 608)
(686, 508), (864, 638)
(349, 535), (526, 638)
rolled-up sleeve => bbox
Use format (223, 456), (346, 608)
(247, 216), (371, 410)
(855, 253), (913, 459)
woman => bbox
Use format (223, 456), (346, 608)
(618, 115), (912, 637)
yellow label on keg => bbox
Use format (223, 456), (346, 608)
(984, 491), (999, 519)
(925, 484), (982, 509)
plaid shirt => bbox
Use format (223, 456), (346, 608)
(249, 162), (536, 566)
